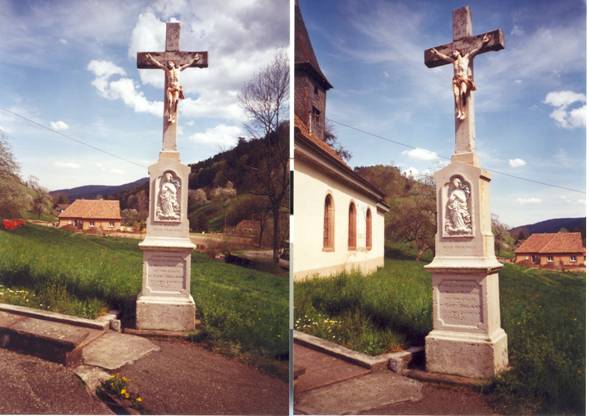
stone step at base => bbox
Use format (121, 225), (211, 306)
(402, 368), (489, 386)
(0, 311), (105, 367)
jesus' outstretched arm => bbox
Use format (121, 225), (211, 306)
(430, 47), (453, 62)
(146, 53), (165, 69)
(465, 34), (490, 59)
(179, 53), (201, 71)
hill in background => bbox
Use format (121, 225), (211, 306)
(50, 178), (148, 202)
(510, 217), (586, 242)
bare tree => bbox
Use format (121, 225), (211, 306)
(239, 52), (289, 264)
(325, 122), (351, 161)
(239, 52), (289, 138)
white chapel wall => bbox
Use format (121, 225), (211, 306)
(294, 159), (385, 280)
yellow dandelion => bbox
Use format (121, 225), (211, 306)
(120, 388), (127, 395)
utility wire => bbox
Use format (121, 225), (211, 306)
(328, 117), (586, 195)
(0, 108), (147, 169)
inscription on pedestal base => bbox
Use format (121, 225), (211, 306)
(438, 279), (482, 327)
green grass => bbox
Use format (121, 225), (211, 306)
(295, 259), (431, 354)
(0, 224), (288, 376)
(295, 259), (585, 414)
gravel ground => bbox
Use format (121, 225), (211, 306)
(0, 348), (109, 414)
(118, 339), (289, 415)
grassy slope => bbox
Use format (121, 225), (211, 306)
(0, 225), (288, 366)
(295, 259), (585, 414)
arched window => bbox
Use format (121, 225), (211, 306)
(348, 202), (357, 250)
(366, 208), (372, 250)
(323, 194), (334, 250)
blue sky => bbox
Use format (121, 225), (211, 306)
(0, 0), (288, 191)
(299, 0), (586, 227)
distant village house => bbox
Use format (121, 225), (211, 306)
(58, 199), (121, 231)
(514, 232), (585, 271)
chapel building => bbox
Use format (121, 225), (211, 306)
(294, 1), (389, 280)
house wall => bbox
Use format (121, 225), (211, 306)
(59, 218), (121, 231)
(293, 158), (385, 280)
(515, 252), (585, 269)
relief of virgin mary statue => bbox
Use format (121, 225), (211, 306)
(156, 171), (181, 221)
(445, 176), (472, 235)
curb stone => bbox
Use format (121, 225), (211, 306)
(294, 330), (423, 373)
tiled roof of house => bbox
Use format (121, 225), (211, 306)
(515, 232), (585, 254)
(295, 0), (332, 89)
(58, 199), (121, 220)
(295, 114), (345, 164)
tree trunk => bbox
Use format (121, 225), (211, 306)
(272, 206), (280, 264)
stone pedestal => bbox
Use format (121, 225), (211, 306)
(424, 161), (508, 379)
(136, 151), (196, 331)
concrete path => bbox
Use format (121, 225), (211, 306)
(82, 331), (160, 370)
(295, 342), (497, 415)
(295, 343), (370, 392)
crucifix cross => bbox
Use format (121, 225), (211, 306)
(137, 22), (208, 152)
(424, 6), (504, 162)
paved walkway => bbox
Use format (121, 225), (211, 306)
(294, 342), (497, 415)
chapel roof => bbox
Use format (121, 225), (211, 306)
(295, 114), (388, 207)
(515, 232), (585, 254)
(58, 199), (122, 220)
(295, 0), (333, 90)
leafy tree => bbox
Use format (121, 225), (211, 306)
(386, 177), (436, 261)
(0, 135), (31, 218)
(492, 214), (515, 257)
(27, 176), (53, 219)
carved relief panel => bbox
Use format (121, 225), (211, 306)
(442, 174), (473, 237)
(154, 170), (181, 223)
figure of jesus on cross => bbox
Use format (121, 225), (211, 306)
(430, 33), (490, 120)
(425, 6), (504, 159)
(146, 52), (202, 124)
(137, 22), (208, 151)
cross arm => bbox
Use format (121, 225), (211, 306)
(424, 29), (504, 68)
(137, 51), (208, 69)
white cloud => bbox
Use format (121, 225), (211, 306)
(83, 2), (288, 125)
(509, 158), (526, 168)
(402, 147), (439, 161)
(543, 90), (586, 129)
(189, 124), (242, 147)
(50, 120), (69, 131)
(544, 90), (585, 107)
(87, 60), (161, 117)
(54, 161), (80, 169)
(401, 166), (431, 178)
(516, 197), (542, 204)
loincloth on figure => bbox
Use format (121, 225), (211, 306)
(167, 84), (185, 99)
(452, 76), (476, 91)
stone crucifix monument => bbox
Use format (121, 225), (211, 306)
(423, 6), (508, 379)
(135, 22), (208, 331)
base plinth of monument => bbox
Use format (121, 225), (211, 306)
(136, 295), (195, 331)
(426, 328), (508, 379)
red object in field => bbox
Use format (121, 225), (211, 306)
(2, 219), (25, 230)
